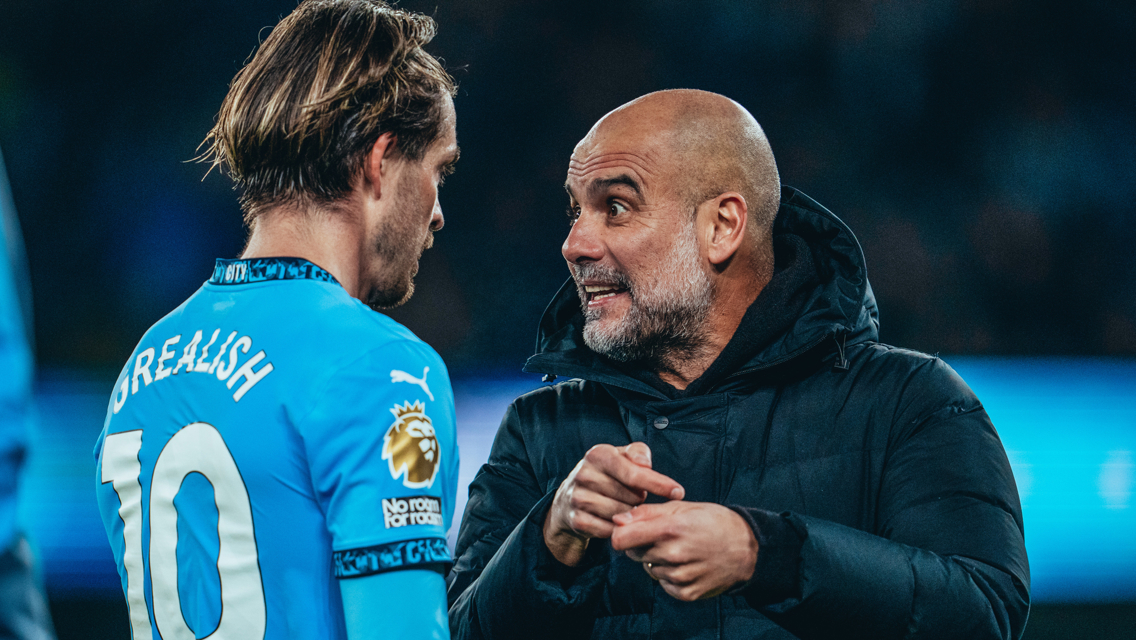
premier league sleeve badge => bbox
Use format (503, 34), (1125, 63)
(382, 401), (440, 489)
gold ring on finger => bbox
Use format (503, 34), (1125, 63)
(644, 562), (658, 580)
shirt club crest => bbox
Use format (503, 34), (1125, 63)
(383, 401), (440, 489)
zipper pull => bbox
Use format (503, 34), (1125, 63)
(832, 332), (849, 371)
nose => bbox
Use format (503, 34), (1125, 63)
(429, 196), (444, 232)
(562, 209), (604, 264)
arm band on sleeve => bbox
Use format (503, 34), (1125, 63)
(334, 537), (451, 579)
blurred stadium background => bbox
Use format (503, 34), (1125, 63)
(1, 1), (1133, 638)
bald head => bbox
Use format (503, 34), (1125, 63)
(564, 91), (781, 381)
(578, 89), (781, 232)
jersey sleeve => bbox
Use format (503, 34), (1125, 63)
(296, 338), (457, 580)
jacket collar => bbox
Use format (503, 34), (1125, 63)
(524, 186), (879, 396)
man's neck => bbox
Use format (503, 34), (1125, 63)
(655, 271), (769, 390)
(241, 205), (365, 298)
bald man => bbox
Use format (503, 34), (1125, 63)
(448, 91), (1029, 640)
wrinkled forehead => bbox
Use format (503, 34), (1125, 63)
(566, 122), (679, 197)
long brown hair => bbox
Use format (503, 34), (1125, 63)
(199, 0), (456, 222)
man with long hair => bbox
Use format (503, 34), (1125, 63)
(95, 2), (459, 638)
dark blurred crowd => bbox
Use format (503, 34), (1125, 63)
(1, 0), (1133, 372)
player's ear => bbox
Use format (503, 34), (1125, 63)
(363, 132), (397, 199)
(702, 192), (748, 266)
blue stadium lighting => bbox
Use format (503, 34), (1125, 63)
(20, 359), (1136, 603)
(943, 357), (1136, 603)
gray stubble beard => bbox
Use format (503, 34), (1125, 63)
(576, 220), (714, 371)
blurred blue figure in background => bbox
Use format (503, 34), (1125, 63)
(0, 148), (55, 640)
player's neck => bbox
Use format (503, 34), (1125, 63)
(241, 204), (365, 297)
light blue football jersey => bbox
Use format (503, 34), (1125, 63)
(94, 257), (458, 640)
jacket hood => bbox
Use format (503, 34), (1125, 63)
(524, 186), (879, 393)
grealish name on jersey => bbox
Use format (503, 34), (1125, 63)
(382, 496), (443, 529)
(97, 257), (459, 640)
(112, 328), (275, 414)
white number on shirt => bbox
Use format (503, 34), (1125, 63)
(101, 423), (266, 640)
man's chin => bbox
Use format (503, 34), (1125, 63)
(366, 278), (415, 310)
(582, 315), (619, 336)
(582, 319), (639, 359)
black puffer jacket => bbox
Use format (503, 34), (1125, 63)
(447, 188), (1029, 640)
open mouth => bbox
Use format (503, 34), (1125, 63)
(584, 284), (629, 304)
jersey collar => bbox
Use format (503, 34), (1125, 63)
(209, 257), (341, 287)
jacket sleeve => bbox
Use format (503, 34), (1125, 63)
(734, 357), (1030, 640)
(447, 403), (608, 640)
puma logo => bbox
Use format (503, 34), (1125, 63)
(391, 366), (434, 401)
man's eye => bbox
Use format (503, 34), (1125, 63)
(609, 202), (628, 216)
(566, 205), (581, 224)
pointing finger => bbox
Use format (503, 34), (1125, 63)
(608, 458), (684, 501)
(584, 445), (684, 501)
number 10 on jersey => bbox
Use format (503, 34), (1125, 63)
(101, 423), (266, 639)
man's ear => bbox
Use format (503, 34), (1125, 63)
(701, 192), (748, 266)
(363, 132), (397, 199)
